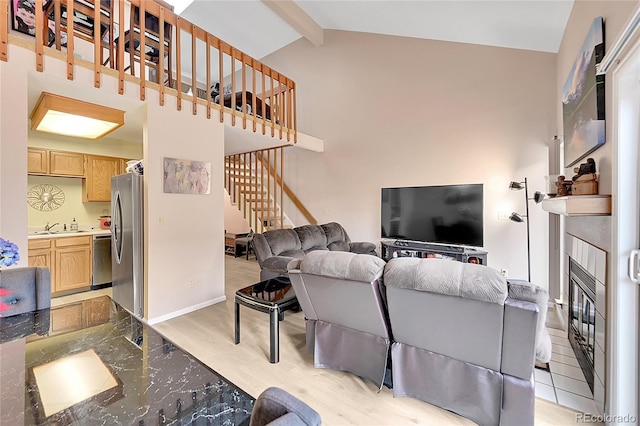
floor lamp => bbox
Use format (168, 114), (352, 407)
(509, 178), (549, 282)
(509, 178), (531, 282)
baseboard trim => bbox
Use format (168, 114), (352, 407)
(147, 295), (227, 325)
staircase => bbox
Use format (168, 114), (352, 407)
(225, 148), (294, 233)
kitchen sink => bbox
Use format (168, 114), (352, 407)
(31, 230), (89, 235)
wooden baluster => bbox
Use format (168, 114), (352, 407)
(252, 61), (257, 132)
(249, 152), (253, 226)
(269, 71), (275, 137)
(287, 84), (293, 142)
(175, 17), (182, 111)
(34, 0), (44, 71)
(218, 42), (224, 122)
(276, 74), (282, 140)
(206, 35), (211, 119)
(261, 66), (266, 135)
(280, 147), (284, 228)
(0, 0), (8, 61)
(235, 154), (240, 206)
(231, 48), (236, 126)
(66, 0), (74, 79)
(117, 0), (124, 94)
(241, 54), (247, 129)
(158, 5), (166, 106)
(93, 0), (101, 87)
(260, 150), (264, 232)
(191, 24), (197, 115)
(293, 83), (297, 143)
(267, 149), (271, 230)
(243, 152), (248, 223)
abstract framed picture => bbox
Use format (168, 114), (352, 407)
(163, 157), (211, 195)
(562, 16), (605, 168)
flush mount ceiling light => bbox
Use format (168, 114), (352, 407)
(30, 92), (125, 140)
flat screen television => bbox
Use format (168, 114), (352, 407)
(381, 184), (483, 248)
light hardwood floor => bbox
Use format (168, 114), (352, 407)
(146, 256), (584, 426)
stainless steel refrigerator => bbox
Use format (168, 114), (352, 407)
(111, 173), (144, 318)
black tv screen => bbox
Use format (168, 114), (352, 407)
(381, 184), (483, 247)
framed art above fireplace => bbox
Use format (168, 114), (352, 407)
(562, 16), (605, 168)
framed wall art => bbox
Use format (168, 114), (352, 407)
(562, 16), (605, 168)
(163, 157), (211, 195)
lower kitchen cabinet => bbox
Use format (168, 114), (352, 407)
(28, 235), (93, 294)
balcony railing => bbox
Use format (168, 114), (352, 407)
(1, 0), (296, 142)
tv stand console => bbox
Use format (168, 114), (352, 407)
(381, 240), (487, 265)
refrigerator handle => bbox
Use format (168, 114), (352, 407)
(113, 190), (124, 264)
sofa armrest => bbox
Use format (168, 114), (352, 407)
(253, 233), (274, 266)
(501, 297), (537, 380)
(349, 241), (377, 255)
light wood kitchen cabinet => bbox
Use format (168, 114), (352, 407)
(83, 155), (120, 202)
(28, 235), (92, 294)
(27, 148), (49, 174)
(49, 150), (85, 176)
(27, 238), (53, 276)
(28, 148), (85, 177)
(55, 236), (92, 292)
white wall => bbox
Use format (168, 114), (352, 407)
(264, 31), (556, 288)
(0, 43), (226, 323)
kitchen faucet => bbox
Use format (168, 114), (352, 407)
(44, 222), (59, 232)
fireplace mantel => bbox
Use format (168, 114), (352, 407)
(541, 195), (611, 216)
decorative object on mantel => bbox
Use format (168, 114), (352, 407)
(556, 176), (573, 196)
(562, 17), (605, 168)
(571, 157), (599, 195)
(0, 237), (20, 267)
(27, 184), (65, 211)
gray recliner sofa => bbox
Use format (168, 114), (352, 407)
(287, 254), (550, 426)
(288, 251), (390, 389)
(384, 258), (541, 426)
(253, 222), (377, 280)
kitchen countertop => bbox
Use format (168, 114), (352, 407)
(0, 295), (255, 424)
(28, 228), (111, 239)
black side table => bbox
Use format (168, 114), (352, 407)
(234, 277), (298, 363)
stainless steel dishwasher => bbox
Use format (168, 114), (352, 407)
(92, 234), (112, 289)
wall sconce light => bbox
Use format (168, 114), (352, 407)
(509, 177), (531, 281)
(30, 92), (125, 140)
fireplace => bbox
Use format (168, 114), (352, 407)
(568, 258), (596, 393)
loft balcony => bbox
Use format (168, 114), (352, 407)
(1, 0), (317, 151)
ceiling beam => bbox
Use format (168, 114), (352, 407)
(261, 0), (324, 47)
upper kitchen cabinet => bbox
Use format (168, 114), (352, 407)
(83, 154), (120, 202)
(27, 148), (49, 174)
(27, 147), (84, 177)
(50, 150), (85, 176)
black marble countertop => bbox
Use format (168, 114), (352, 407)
(0, 296), (254, 425)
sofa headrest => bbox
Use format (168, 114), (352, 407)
(321, 222), (349, 244)
(289, 251), (386, 283)
(264, 229), (301, 256)
(384, 258), (508, 305)
(295, 225), (328, 251)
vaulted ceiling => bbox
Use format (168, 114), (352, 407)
(181, 0), (575, 60)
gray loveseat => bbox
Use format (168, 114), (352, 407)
(288, 252), (552, 426)
(252, 222), (377, 280)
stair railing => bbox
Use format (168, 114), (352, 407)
(4, 0), (296, 142)
(225, 148), (316, 233)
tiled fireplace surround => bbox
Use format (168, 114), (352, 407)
(564, 233), (606, 414)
